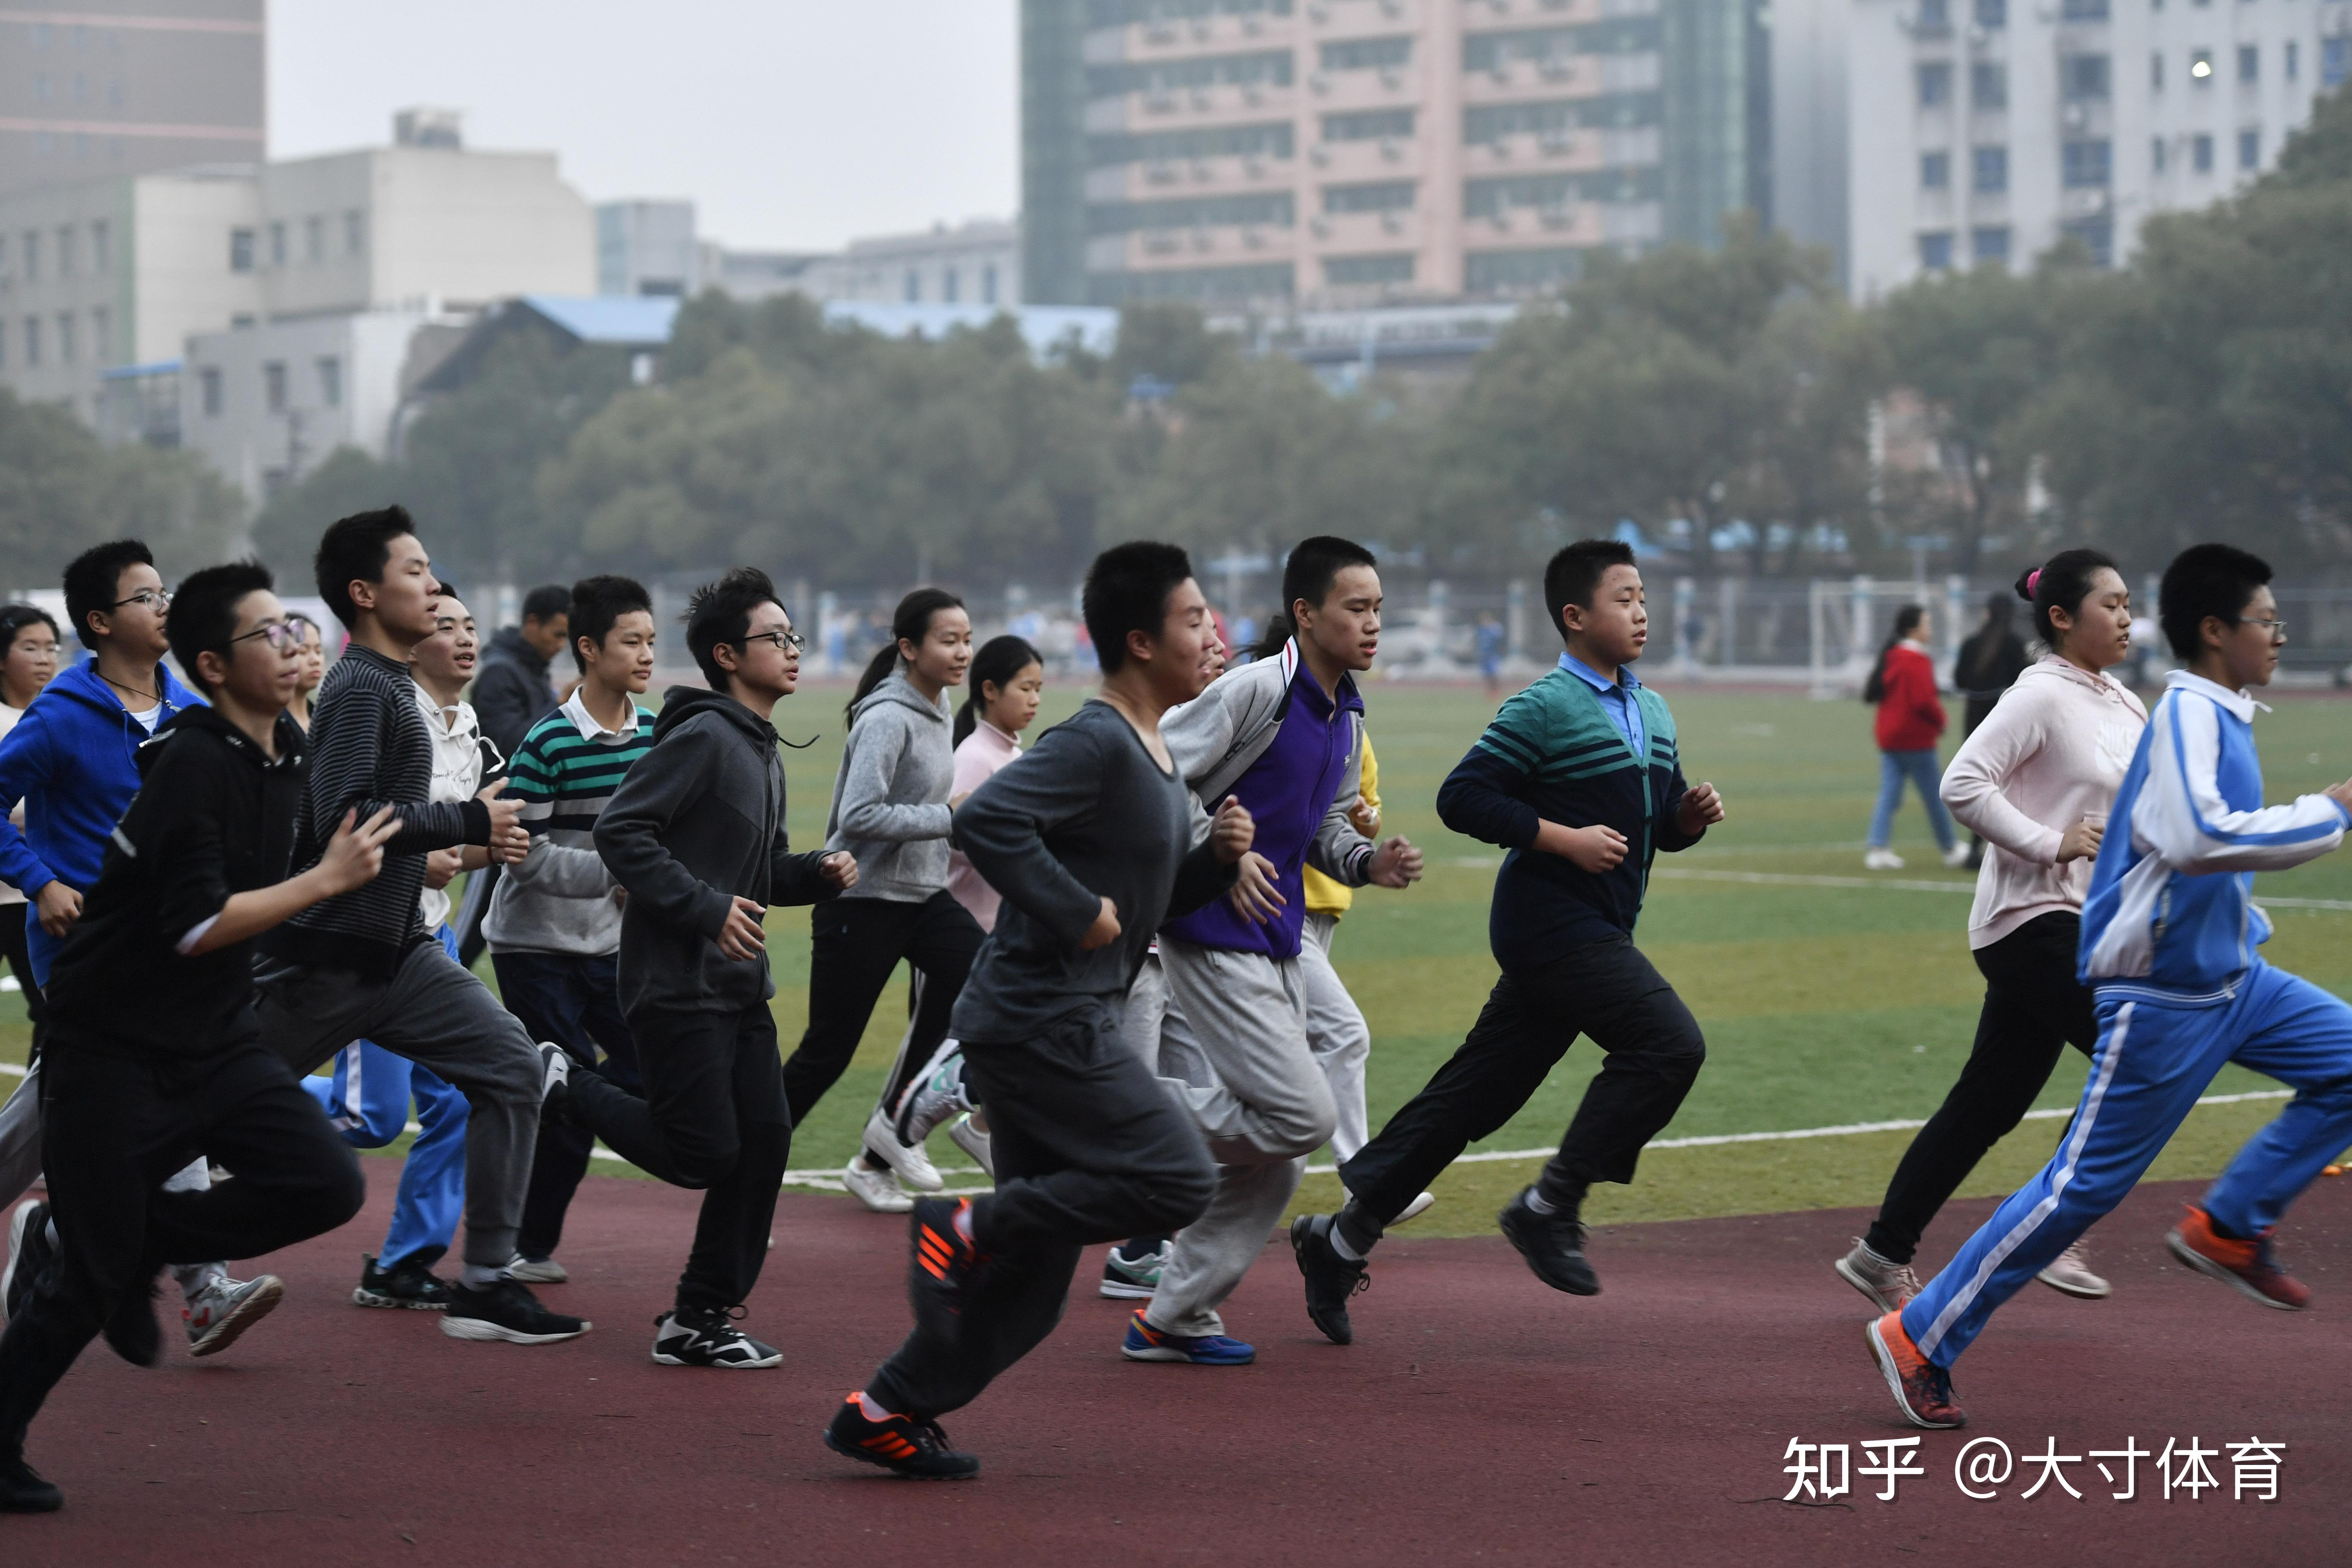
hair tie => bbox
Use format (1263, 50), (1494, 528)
(2025, 569), (2042, 598)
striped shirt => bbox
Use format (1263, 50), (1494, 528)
(482, 689), (656, 957)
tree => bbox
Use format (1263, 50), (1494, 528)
(0, 388), (241, 598)
(249, 446), (403, 579)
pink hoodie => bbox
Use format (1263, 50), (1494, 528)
(1939, 655), (2148, 950)
(944, 719), (1022, 932)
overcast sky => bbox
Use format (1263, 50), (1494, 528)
(269, 0), (1019, 253)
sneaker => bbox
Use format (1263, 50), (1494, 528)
(909, 1197), (985, 1334)
(2036, 1240), (2111, 1299)
(1497, 1188), (1600, 1296)
(860, 1106), (944, 1193)
(894, 1041), (972, 1148)
(2166, 1204), (2309, 1310)
(354, 1254), (451, 1311)
(0, 1455), (63, 1514)
(1389, 1192), (1437, 1226)
(185, 1274), (283, 1357)
(1098, 1239), (1168, 1300)
(651, 1307), (782, 1369)
(505, 1255), (569, 1285)
(947, 1111), (993, 1178)
(1865, 1311), (1966, 1429)
(1863, 847), (1906, 871)
(1119, 1308), (1255, 1366)
(441, 1279), (590, 1343)
(1290, 1213), (1369, 1346)
(842, 1157), (915, 1213)
(1835, 1238), (1922, 1312)
(823, 1392), (980, 1481)
(536, 1041), (572, 1102)
(3, 1199), (52, 1324)
(1941, 843), (1972, 868)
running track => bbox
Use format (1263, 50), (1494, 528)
(5, 1168), (2346, 1565)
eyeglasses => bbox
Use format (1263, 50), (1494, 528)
(230, 619), (305, 652)
(742, 629), (805, 653)
(112, 588), (171, 612)
(2236, 617), (2288, 640)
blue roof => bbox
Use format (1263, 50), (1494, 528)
(518, 294), (682, 346)
(822, 302), (1119, 359)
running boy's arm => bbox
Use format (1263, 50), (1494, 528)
(952, 721), (1117, 948)
(2138, 694), (2352, 874)
(0, 707), (58, 897)
(1435, 687), (1549, 852)
(308, 681), (485, 856)
(593, 722), (734, 939)
(767, 836), (844, 909)
(180, 808), (400, 954)
(1656, 756), (1711, 852)
(1304, 721), (1378, 886)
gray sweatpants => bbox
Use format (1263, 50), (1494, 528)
(1148, 938), (1336, 1339)
(1113, 951), (1215, 1090)
(256, 939), (543, 1270)
(1299, 912), (1371, 1165)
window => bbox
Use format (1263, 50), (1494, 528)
(21, 231), (36, 282)
(2238, 44), (2258, 81)
(1324, 254), (1415, 285)
(903, 269), (920, 302)
(317, 356), (341, 408)
(2063, 54), (2110, 98)
(2058, 0), (2107, 18)
(942, 265), (960, 303)
(2063, 138), (2112, 185)
(22, 317), (39, 367)
(2153, 134), (2168, 172)
(2284, 40), (2297, 80)
(56, 226), (75, 277)
(1465, 248), (1581, 293)
(1326, 108), (1416, 142)
(981, 263), (999, 305)
(229, 227), (255, 272)
(1917, 231), (1955, 270)
(1971, 225), (2011, 262)
(1320, 36), (1412, 71)
(305, 215), (323, 263)
(2191, 48), (2214, 81)
(1918, 0), (1950, 27)
(91, 219), (108, 273)
(199, 366), (222, 417)
(2193, 131), (2215, 169)
(90, 305), (108, 363)
(1917, 62), (1953, 106)
(2239, 127), (2260, 167)
(55, 311), (74, 364)
(1973, 145), (2008, 191)
(344, 210), (365, 256)
(1920, 150), (1952, 188)
(2061, 215), (2113, 265)
(2151, 50), (2164, 89)
(1324, 180), (1416, 212)
(1974, 0), (2005, 25)
(2327, 37), (2350, 87)
(1971, 62), (2007, 106)
(268, 221), (285, 267)
(263, 361), (286, 413)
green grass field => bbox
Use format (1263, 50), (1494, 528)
(7, 677), (2350, 1238)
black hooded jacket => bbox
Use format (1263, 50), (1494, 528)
(593, 686), (839, 1017)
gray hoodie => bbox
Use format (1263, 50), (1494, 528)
(823, 669), (957, 903)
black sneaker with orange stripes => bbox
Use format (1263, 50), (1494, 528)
(909, 1197), (985, 1335)
(823, 1393), (980, 1480)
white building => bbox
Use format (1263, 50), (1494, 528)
(597, 199), (700, 297)
(795, 219), (1021, 307)
(1840, 0), (2352, 299)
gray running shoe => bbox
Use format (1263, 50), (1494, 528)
(1835, 1239), (1920, 1312)
(2036, 1240), (2111, 1299)
(185, 1274), (283, 1358)
(1098, 1240), (1169, 1300)
(506, 1254), (569, 1285)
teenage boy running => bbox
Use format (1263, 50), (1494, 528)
(1292, 538), (1725, 1343)
(550, 569), (853, 1369)
(824, 541), (1252, 1479)
(0, 540), (274, 1353)
(487, 575), (656, 1285)
(0, 562), (389, 1514)
(251, 507), (584, 1345)
(1130, 536), (1424, 1366)
(1870, 543), (2352, 1430)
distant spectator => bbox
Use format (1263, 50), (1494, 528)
(1863, 604), (1965, 871)
(472, 584), (572, 762)
(1952, 595), (2029, 868)
(1475, 612), (1506, 694)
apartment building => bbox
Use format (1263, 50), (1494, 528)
(1840, 0), (2351, 298)
(0, 2), (265, 203)
(1022, 0), (1769, 308)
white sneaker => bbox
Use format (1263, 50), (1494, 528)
(1941, 843), (1973, 869)
(184, 1273), (283, 1358)
(2036, 1240), (2112, 1299)
(1389, 1192), (1437, 1225)
(841, 1158), (914, 1213)
(1863, 847), (1906, 871)
(860, 1105), (944, 1192)
(506, 1255), (568, 1285)
(947, 1111), (994, 1178)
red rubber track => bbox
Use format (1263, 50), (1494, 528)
(5, 1168), (2347, 1565)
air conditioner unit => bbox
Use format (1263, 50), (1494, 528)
(1311, 70), (1331, 91)
(1380, 136), (1404, 160)
(1147, 161), (1178, 184)
(1191, 159), (1213, 181)
(1146, 92), (1176, 113)
(1245, 155), (1268, 176)
(1491, 137), (1513, 158)
(1381, 210), (1406, 232)
(1541, 59), (1573, 81)
(1542, 206), (1572, 229)
(1380, 66), (1404, 88)
(1191, 228), (1214, 251)
(1311, 144), (1333, 166)
(1146, 23), (1176, 43)
(1312, 216), (1334, 237)
(1489, 65), (1511, 84)
(1244, 84), (1263, 104)
(1190, 87), (1213, 109)
(1244, 227), (1268, 249)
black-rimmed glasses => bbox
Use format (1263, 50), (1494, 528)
(742, 629), (805, 653)
(112, 588), (171, 612)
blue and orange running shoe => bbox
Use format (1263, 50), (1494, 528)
(1119, 1307), (1255, 1366)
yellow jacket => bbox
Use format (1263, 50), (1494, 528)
(1303, 737), (1378, 917)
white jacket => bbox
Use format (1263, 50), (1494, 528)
(1938, 656), (2146, 949)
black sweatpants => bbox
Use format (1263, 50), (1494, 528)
(1863, 912), (2099, 1264)
(1341, 934), (1707, 1229)
(495, 951), (644, 1263)
(0, 1039), (364, 1459)
(865, 1001), (1214, 1421)
(782, 891), (983, 1132)
(0, 911), (42, 1034)
(564, 1003), (788, 1315)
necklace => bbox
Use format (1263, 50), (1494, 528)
(100, 671), (163, 707)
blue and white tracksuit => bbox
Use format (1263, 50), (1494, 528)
(1903, 671), (2352, 1367)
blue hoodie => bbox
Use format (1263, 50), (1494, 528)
(0, 655), (206, 985)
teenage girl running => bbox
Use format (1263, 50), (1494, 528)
(1838, 550), (2145, 1308)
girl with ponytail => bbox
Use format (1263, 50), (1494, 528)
(783, 588), (986, 1213)
(1862, 604), (1964, 870)
(1837, 548), (2144, 1309)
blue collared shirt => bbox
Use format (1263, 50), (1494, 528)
(1557, 651), (1644, 762)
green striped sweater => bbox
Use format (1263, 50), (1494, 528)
(480, 700), (657, 956)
